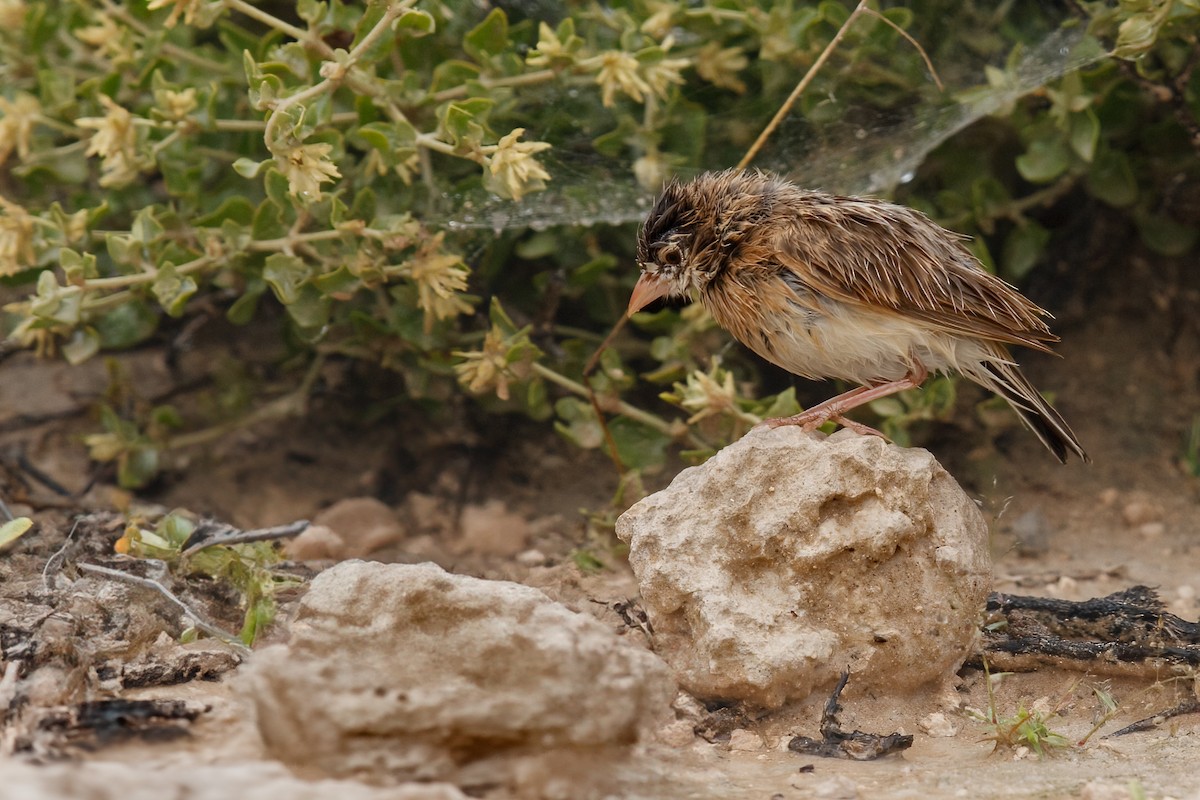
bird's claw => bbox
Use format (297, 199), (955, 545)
(755, 412), (890, 441)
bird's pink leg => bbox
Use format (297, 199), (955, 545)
(760, 366), (929, 434)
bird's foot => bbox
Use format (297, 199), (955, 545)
(755, 412), (890, 441)
(831, 415), (889, 440)
(755, 409), (832, 432)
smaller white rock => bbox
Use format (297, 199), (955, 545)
(918, 712), (958, 737)
(247, 560), (675, 792)
(727, 729), (762, 751)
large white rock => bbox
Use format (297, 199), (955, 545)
(246, 561), (674, 793)
(616, 427), (991, 709)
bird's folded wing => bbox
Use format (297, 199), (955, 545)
(773, 209), (1059, 353)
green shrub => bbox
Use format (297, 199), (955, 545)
(1, 1), (1197, 486)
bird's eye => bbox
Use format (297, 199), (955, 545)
(659, 245), (682, 268)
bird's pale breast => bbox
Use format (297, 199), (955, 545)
(705, 278), (999, 386)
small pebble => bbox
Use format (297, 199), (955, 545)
(918, 712), (958, 737)
(727, 728), (762, 752)
(515, 548), (547, 567)
(1122, 500), (1162, 527)
(1138, 522), (1165, 538)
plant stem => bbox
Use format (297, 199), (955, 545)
(81, 255), (215, 291)
(224, 0), (311, 43)
(738, 0), (869, 170)
(530, 362), (684, 438)
(431, 69), (559, 103)
(166, 355), (326, 450)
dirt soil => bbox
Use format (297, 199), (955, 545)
(1, 216), (1199, 798)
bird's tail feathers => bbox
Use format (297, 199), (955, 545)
(973, 359), (1089, 464)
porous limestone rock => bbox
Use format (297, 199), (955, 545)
(616, 427), (991, 709)
(246, 560), (674, 794)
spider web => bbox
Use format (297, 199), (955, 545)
(436, 12), (1107, 234)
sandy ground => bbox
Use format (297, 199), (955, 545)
(1, 228), (1198, 798)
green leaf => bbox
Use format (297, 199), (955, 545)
(609, 417), (670, 471)
(60, 249), (97, 284)
(62, 328), (100, 364)
(152, 262), (199, 317)
(0, 517), (34, 548)
(1114, 10), (1163, 59)
(1136, 213), (1199, 256)
(1016, 137), (1070, 183)
(263, 253), (310, 305)
(252, 199), (288, 241)
(264, 168), (292, 209)
(233, 157), (267, 179)
(131, 207), (165, 244)
(1002, 221), (1051, 280)
(396, 8), (435, 35)
(95, 300), (158, 349)
(285, 284), (331, 330)
(118, 446), (159, 489)
(554, 396), (603, 450)
(30, 271), (82, 325)
(1068, 110), (1099, 163)
(227, 280), (266, 325)
(194, 197), (257, 227)
(106, 233), (136, 266)
(758, 387), (802, 419)
(439, 97), (494, 146)
(464, 8), (509, 62)
(1086, 149), (1138, 208)
(312, 265), (361, 298)
(296, 0), (325, 22)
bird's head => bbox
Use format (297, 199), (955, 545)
(627, 170), (774, 316)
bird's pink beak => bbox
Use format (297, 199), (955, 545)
(626, 272), (671, 317)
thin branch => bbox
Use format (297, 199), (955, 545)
(165, 354), (325, 450)
(738, 0), (870, 170)
(80, 255), (215, 292)
(77, 562), (251, 655)
(181, 519), (309, 557)
(224, 0), (311, 43)
(42, 518), (83, 591)
(431, 68), (560, 103)
(737, 1), (944, 170)
(531, 362), (686, 439)
(861, 7), (944, 91)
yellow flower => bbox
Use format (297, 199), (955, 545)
(159, 87), (198, 119)
(526, 21), (569, 67)
(695, 43), (748, 94)
(147, 0), (205, 28)
(0, 0), (25, 33)
(75, 15), (134, 63)
(0, 196), (35, 276)
(643, 37), (691, 100)
(454, 326), (513, 400)
(667, 358), (759, 426)
(406, 233), (472, 330)
(0, 92), (40, 165)
(586, 51), (651, 107)
(275, 141), (341, 200)
(633, 151), (669, 191)
(480, 128), (551, 202)
(640, 5), (675, 40)
(643, 51), (690, 101)
(76, 95), (143, 187)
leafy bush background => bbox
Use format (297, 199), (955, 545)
(1, 0), (1197, 487)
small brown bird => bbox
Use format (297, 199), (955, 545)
(627, 169), (1088, 463)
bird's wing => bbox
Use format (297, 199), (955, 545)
(772, 198), (1059, 352)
